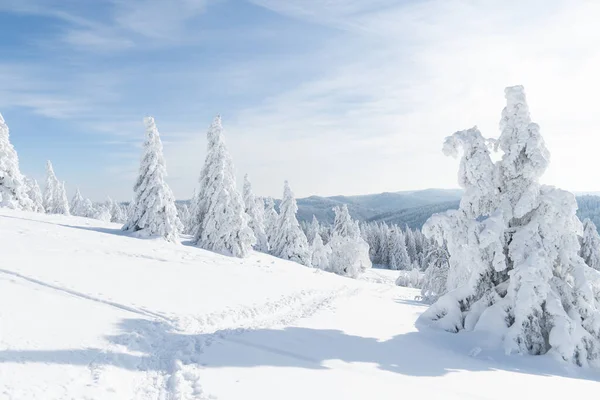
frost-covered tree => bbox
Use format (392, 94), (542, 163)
(243, 174), (269, 253)
(0, 114), (34, 210)
(106, 197), (126, 223)
(192, 116), (255, 257)
(57, 181), (70, 215)
(328, 205), (371, 278)
(43, 161), (69, 215)
(306, 215), (321, 244)
(405, 228), (417, 262)
(419, 86), (600, 366)
(94, 203), (112, 222)
(123, 117), (182, 242)
(420, 245), (450, 303)
(24, 177), (44, 213)
(311, 230), (331, 270)
(271, 181), (312, 266)
(70, 188), (95, 218)
(264, 197), (279, 246)
(581, 218), (600, 271)
(176, 202), (192, 234)
(387, 228), (411, 270)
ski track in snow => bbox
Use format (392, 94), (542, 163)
(1, 264), (359, 399)
(0, 268), (173, 322)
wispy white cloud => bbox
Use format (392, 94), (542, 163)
(3, 0), (600, 200)
(196, 0), (600, 197)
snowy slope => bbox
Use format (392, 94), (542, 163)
(0, 210), (598, 399)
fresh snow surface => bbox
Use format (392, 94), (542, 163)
(0, 209), (598, 399)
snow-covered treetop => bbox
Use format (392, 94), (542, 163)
(281, 181), (298, 217)
(496, 86), (551, 219)
(332, 204), (360, 239)
(443, 127), (497, 218)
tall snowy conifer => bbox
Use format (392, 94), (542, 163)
(243, 174), (269, 253)
(311, 231), (331, 270)
(57, 181), (70, 215)
(71, 188), (89, 217)
(271, 181), (311, 266)
(328, 205), (371, 278)
(581, 219), (600, 271)
(405, 228), (418, 262)
(24, 177), (44, 213)
(419, 86), (600, 366)
(43, 161), (69, 215)
(193, 116), (255, 257)
(306, 215), (321, 244)
(123, 117), (182, 242)
(0, 113), (34, 210)
(388, 228), (411, 270)
(264, 197), (279, 246)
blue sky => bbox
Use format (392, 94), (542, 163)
(2, 0), (600, 201)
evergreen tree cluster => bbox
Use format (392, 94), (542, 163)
(360, 221), (433, 271)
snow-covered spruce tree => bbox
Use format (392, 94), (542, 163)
(44, 164), (70, 215)
(243, 174), (269, 253)
(405, 228), (417, 263)
(44, 161), (66, 214)
(328, 205), (371, 278)
(0, 113), (34, 210)
(94, 203), (112, 222)
(123, 117), (182, 242)
(311, 229), (331, 270)
(263, 197), (279, 246)
(106, 197), (126, 223)
(71, 188), (91, 217)
(387, 227), (411, 270)
(306, 215), (321, 245)
(192, 116), (255, 257)
(580, 218), (600, 271)
(175, 202), (192, 234)
(419, 86), (600, 366)
(271, 181), (312, 266)
(24, 177), (44, 213)
(420, 245), (450, 303)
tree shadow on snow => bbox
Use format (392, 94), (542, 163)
(0, 318), (599, 382)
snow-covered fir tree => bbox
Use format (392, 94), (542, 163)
(328, 205), (371, 278)
(306, 215), (321, 244)
(271, 181), (312, 266)
(263, 197), (279, 246)
(123, 117), (182, 242)
(243, 174), (269, 253)
(94, 204), (112, 222)
(580, 218), (600, 271)
(0, 113), (34, 210)
(405, 228), (417, 263)
(387, 228), (411, 270)
(70, 188), (94, 218)
(175, 202), (192, 234)
(106, 197), (126, 223)
(420, 245), (450, 303)
(192, 116), (255, 257)
(311, 230), (331, 270)
(24, 177), (44, 213)
(57, 181), (70, 215)
(419, 86), (600, 366)
(44, 162), (69, 215)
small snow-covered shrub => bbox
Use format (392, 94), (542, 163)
(395, 268), (424, 288)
